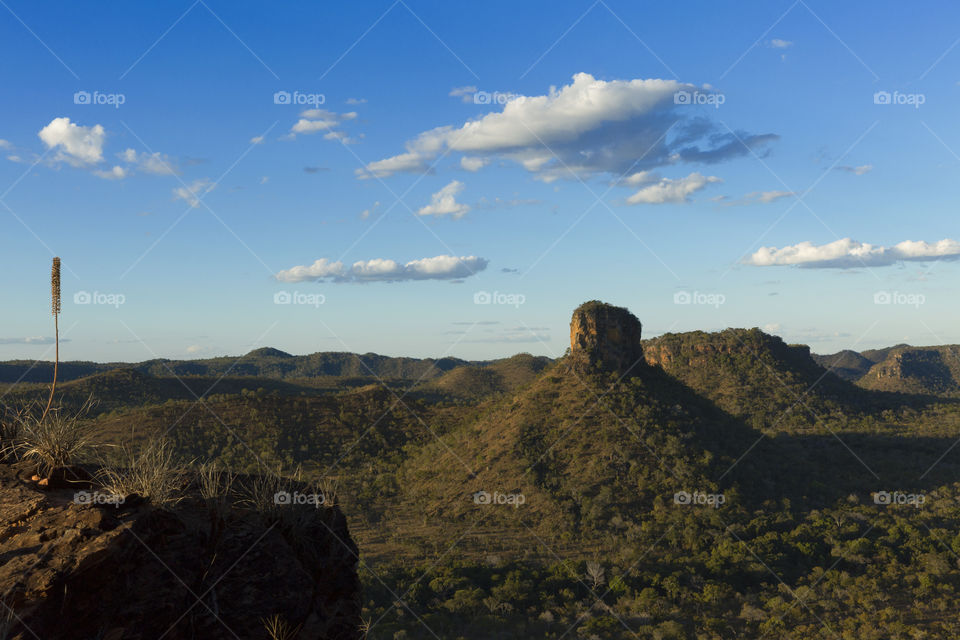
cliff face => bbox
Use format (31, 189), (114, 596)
(569, 301), (644, 375)
(860, 347), (960, 395)
(643, 330), (812, 370)
(0, 461), (362, 640)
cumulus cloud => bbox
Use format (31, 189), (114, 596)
(625, 172), (721, 204)
(173, 178), (215, 208)
(275, 254), (488, 283)
(837, 164), (873, 176)
(38, 117), (105, 166)
(745, 238), (960, 268)
(94, 166), (127, 180)
(460, 156), (489, 171)
(417, 180), (470, 218)
(288, 109), (357, 141)
(358, 73), (777, 181)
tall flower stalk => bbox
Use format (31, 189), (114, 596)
(41, 257), (61, 423)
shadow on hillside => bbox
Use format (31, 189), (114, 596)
(635, 362), (960, 510)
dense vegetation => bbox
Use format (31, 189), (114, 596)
(4, 335), (960, 638)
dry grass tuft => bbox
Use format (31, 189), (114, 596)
(97, 437), (186, 507)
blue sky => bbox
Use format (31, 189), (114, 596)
(2, 0), (959, 362)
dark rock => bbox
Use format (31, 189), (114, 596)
(0, 461), (362, 639)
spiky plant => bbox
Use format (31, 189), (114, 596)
(13, 396), (96, 476)
(262, 614), (301, 640)
(97, 437), (186, 507)
(40, 257), (61, 424)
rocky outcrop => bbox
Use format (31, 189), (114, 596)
(861, 348), (960, 395)
(0, 461), (362, 640)
(569, 301), (644, 375)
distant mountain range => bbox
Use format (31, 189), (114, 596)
(0, 347), (547, 385)
(4, 337), (959, 405)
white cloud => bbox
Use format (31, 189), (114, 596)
(361, 151), (431, 178)
(38, 117), (105, 166)
(275, 254), (488, 283)
(118, 149), (178, 175)
(0, 139), (11, 150)
(346, 97), (367, 105)
(745, 238), (960, 268)
(360, 201), (380, 220)
(460, 156), (489, 172)
(837, 164), (873, 176)
(721, 190), (795, 206)
(625, 172), (721, 204)
(359, 73), (777, 181)
(173, 178), (215, 208)
(449, 85), (478, 103)
(289, 109), (357, 140)
(0, 336), (57, 345)
(94, 165), (127, 180)
(250, 135), (265, 144)
(770, 39), (793, 49)
(417, 180), (470, 218)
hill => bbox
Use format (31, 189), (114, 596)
(814, 344), (960, 396)
(0, 349), (474, 384)
(642, 328), (888, 430)
(418, 353), (552, 400)
(858, 345), (960, 395)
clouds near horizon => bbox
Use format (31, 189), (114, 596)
(275, 255), (488, 283)
(745, 238), (960, 268)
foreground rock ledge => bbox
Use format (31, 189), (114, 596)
(0, 461), (362, 640)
